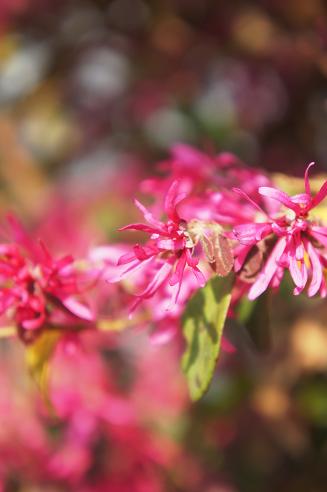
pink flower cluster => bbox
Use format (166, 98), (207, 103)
(0, 216), (94, 340)
(115, 180), (206, 312)
(1, 144), (327, 347)
(233, 163), (327, 299)
(112, 145), (327, 322)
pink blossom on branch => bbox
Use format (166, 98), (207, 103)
(111, 180), (207, 312)
(0, 215), (95, 338)
(232, 163), (327, 300)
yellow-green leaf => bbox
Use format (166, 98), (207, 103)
(182, 274), (234, 401)
(25, 329), (61, 398)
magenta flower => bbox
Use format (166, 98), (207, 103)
(141, 143), (223, 196)
(113, 181), (206, 311)
(232, 163), (327, 299)
(0, 216), (93, 335)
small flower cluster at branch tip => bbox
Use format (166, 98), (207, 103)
(112, 180), (207, 313)
(232, 162), (327, 299)
(0, 215), (94, 340)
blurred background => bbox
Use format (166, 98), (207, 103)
(0, 1), (327, 491)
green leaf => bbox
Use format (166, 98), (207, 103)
(182, 274), (234, 401)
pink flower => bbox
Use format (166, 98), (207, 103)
(141, 144), (222, 197)
(232, 163), (327, 299)
(0, 216), (94, 336)
(112, 181), (206, 311)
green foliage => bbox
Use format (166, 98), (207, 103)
(182, 274), (234, 401)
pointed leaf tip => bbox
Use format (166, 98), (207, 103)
(181, 274), (234, 401)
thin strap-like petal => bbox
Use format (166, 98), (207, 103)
(248, 236), (287, 300)
(191, 266), (206, 287)
(169, 251), (187, 287)
(232, 188), (267, 215)
(288, 238), (306, 289)
(134, 199), (165, 230)
(233, 222), (271, 246)
(258, 187), (299, 213)
(135, 262), (172, 300)
(305, 240), (323, 297)
(164, 180), (182, 222)
(311, 180), (327, 209)
(304, 161), (315, 195)
(119, 223), (165, 235)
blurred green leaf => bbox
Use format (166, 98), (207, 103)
(182, 274), (234, 401)
(25, 329), (61, 399)
(297, 382), (327, 427)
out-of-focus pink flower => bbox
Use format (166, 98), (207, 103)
(112, 180), (206, 312)
(141, 143), (223, 197)
(233, 163), (327, 299)
(141, 143), (271, 201)
(0, 215), (94, 335)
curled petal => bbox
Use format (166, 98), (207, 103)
(169, 252), (187, 287)
(258, 187), (299, 213)
(62, 297), (93, 321)
(293, 262), (308, 296)
(304, 161), (315, 195)
(119, 223), (165, 235)
(288, 237), (306, 289)
(135, 262), (172, 300)
(294, 235), (305, 260)
(232, 188), (267, 215)
(117, 252), (138, 266)
(191, 266), (206, 287)
(248, 236), (287, 300)
(291, 193), (311, 206)
(311, 180), (327, 209)
(164, 180), (186, 222)
(157, 239), (176, 250)
(21, 312), (45, 330)
(134, 199), (166, 231)
(133, 244), (157, 261)
(233, 223), (271, 245)
(108, 257), (147, 282)
(289, 255), (305, 289)
(319, 276), (327, 298)
(305, 240), (323, 297)
(185, 248), (199, 268)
